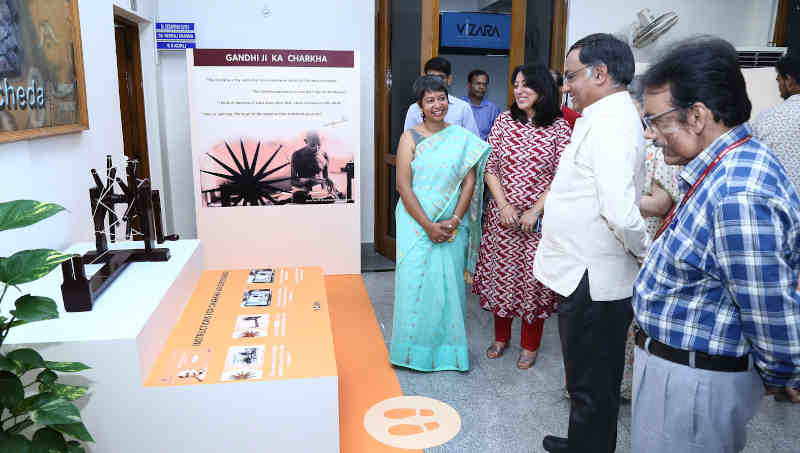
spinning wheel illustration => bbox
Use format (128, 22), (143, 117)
(201, 140), (292, 206)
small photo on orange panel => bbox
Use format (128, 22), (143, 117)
(233, 314), (269, 339)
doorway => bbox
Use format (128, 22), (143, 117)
(114, 16), (150, 184)
(373, 0), (569, 261)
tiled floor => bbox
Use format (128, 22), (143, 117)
(362, 271), (800, 453)
(361, 243), (395, 273)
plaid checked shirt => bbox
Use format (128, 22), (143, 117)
(633, 123), (800, 388)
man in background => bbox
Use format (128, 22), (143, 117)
(403, 56), (479, 137)
(462, 69), (499, 140)
(753, 52), (800, 188)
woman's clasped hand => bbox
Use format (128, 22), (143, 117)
(498, 204), (519, 227)
(425, 219), (457, 243)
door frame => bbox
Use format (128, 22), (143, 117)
(114, 14), (151, 182)
(374, 0), (394, 260)
(373, 0), (570, 260)
(374, 0), (439, 261)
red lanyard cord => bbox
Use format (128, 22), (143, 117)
(653, 135), (751, 241)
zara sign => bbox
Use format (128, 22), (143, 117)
(440, 12), (511, 52)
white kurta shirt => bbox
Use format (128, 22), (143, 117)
(753, 94), (800, 190)
(403, 94), (480, 137)
(533, 91), (650, 301)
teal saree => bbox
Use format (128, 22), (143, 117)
(390, 125), (490, 372)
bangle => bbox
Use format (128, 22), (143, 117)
(452, 214), (461, 223)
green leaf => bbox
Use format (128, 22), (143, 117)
(44, 383), (88, 402)
(7, 417), (34, 435)
(11, 295), (59, 323)
(12, 392), (60, 416)
(0, 370), (24, 409)
(52, 423), (93, 443)
(31, 427), (67, 453)
(0, 201), (65, 232)
(0, 353), (15, 371)
(0, 434), (32, 453)
(7, 348), (46, 373)
(30, 398), (81, 425)
(0, 250), (74, 286)
(65, 441), (85, 453)
(43, 362), (90, 373)
(36, 369), (58, 385)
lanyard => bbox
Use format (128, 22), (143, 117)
(653, 135), (751, 241)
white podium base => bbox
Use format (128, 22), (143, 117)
(3, 240), (339, 452)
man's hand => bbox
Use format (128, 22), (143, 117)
(765, 385), (800, 403)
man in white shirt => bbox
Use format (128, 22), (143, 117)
(534, 33), (649, 453)
(403, 56), (480, 137)
(753, 52), (800, 189)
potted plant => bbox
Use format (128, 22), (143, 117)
(0, 200), (93, 452)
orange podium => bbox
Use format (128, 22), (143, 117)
(144, 266), (340, 452)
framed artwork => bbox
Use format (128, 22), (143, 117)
(0, 0), (89, 143)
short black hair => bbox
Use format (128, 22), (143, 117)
(568, 33), (634, 86)
(509, 63), (562, 127)
(467, 69), (489, 83)
(642, 36), (751, 128)
(413, 75), (449, 105)
(776, 52), (800, 83)
(550, 69), (564, 88)
(424, 56), (452, 76)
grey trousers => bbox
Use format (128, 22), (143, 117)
(632, 346), (764, 453)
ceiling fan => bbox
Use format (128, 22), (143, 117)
(632, 8), (679, 48)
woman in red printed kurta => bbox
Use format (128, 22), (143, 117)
(472, 64), (571, 369)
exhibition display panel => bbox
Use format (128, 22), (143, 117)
(6, 241), (340, 452)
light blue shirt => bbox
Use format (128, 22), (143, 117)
(461, 96), (500, 141)
(403, 94), (480, 137)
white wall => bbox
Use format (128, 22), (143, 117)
(566, 0), (779, 62)
(441, 0), (481, 12)
(0, 0), (164, 257)
(156, 0), (376, 243)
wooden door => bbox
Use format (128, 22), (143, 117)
(114, 16), (150, 183)
(374, 0), (437, 260)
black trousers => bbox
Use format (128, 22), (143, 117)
(557, 271), (632, 453)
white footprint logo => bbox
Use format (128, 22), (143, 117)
(364, 396), (461, 449)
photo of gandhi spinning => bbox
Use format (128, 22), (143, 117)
(200, 131), (355, 207)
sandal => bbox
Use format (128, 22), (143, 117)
(517, 349), (538, 370)
(486, 342), (507, 359)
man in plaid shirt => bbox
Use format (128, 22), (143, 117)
(633, 37), (800, 453)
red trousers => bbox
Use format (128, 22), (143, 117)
(494, 314), (544, 351)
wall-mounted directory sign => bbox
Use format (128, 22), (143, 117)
(156, 22), (196, 50)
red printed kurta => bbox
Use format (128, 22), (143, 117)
(473, 112), (571, 322)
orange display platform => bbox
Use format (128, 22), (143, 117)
(325, 275), (421, 453)
(146, 267), (337, 386)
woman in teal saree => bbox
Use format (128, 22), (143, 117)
(390, 76), (490, 372)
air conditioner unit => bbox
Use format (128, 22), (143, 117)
(736, 47), (787, 68)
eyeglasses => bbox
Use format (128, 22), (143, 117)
(642, 107), (680, 132)
(563, 65), (591, 83)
